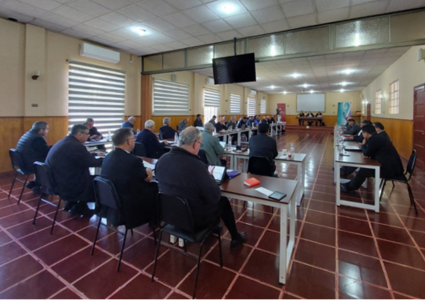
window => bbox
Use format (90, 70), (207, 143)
(230, 94), (241, 114)
(375, 90), (382, 114)
(68, 60), (125, 140)
(389, 80), (399, 114)
(260, 99), (266, 114)
(204, 88), (221, 122)
(247, 97), (256, 116)
(153, 78), (189, 115)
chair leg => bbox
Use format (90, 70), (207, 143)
(151, 229), (163, 282)
(50, 198), (62, 234)
(379, 180), (387, 202)
(406, 183), (418, 216)
(130, 228), (134, 234)
(152, 226), (157, 244)
(379, 178), (384, 189)
(193, 239), (206, 299)
(17, 175), (30, 204)
(91, 217), (102, 255)
(391, 181), (395, 190)
(8, 173), (18, 198)
(117, 228), (128, 272)
(217, 230), (223, 268)
(32, 195), (43, 224)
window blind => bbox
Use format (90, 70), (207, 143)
(204, 88), (221, 107)
(153, 78), (189, 115)
(230, 94), (241, 114)
(247, 97), (256, 116)
(68, 61), (125, 136)
(260, 99), (266, 114)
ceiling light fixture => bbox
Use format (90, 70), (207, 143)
(310, 90), (314, 94)
(341, 81), (347, 86)
(270, 45), (276, 57)
(292, 73), (300, 78)
(344, 69), (353, 75)
(283, 91), (287, 95)
(303, 83), (308, 88)
(271, 85), (275, 89)
(222, 4), (235, 13)
(354, 33), (361, 47)
(136, 28), (147, 35)
(340, 89), (345, 93)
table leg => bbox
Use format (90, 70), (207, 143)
(336, 162), (341, 207)
(280, 204), (288, 284)
(237, 132), (241, 146)
(296, 161), (305, 206)
(374, 167), (380, 213)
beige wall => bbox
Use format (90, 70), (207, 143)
(362, 45), (425, 120)
(0, 18), (141, 118)
(268, 91), (362, 116)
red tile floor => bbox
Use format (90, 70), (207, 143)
(0, 130), (424, 299)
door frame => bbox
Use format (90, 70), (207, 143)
(413, 83), (425, 170)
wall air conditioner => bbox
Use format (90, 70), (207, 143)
(250, 90), (257, 95)
(206, 77), (215, 85)
(80, 43), (120, 64)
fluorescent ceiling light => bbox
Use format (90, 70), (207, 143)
(292, 73), (300, 78)
(341, 81), (347, 86)
(343, 69), (353, 75)
(270, 45), (276, 57)
(283, 91), (287, 95)
(136, 28), (147, 35)
(340, 89), (345, 93)
(271, 85), (275, 89)
(222, 4), (235, 13)
(310, 90), (314, 93)
(303, 83), (308, 88)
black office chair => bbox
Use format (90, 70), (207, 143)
(91, 177), (156, 271)
(8, 149), (34, 204)
(247, 156), (275, 177)
(32, 162), (63, 234)
(198, 149), (209, 165)
(151, 193), (223, 299)
(133, 142), (147, 157)
(379, 150), (418, 215)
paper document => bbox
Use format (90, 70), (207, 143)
(255, 187), (274, 196)
(143, 161), (156, 169)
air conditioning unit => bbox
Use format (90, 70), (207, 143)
(206, 77), (215, 85)
(80, 43), (120, 64)
(250, 90), (257, 95)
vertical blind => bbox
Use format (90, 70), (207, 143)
(68, 61), (126, 137)
(260, 99), (267, 114)
(204, 88), (221, 107)
(230, 94), (241, 114)
(247, 97), (256, 116)
(153, 78), (189, 115)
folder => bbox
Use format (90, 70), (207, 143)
(244, 177), (260, 187)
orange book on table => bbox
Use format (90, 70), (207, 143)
(244, 177), (260, 187)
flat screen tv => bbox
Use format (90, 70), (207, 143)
(212, 53), (256, 84)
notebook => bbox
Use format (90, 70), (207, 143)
(244, 177), (260, 187)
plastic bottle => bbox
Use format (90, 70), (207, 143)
(228, 136), (232, 149)
(174, 132), (179, 143)
(290, 142), (295, 154)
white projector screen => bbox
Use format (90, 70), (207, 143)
(297, 94), (325, 112)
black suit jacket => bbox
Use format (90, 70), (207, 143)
(100, 148), (157, 227)
(361, 133), (404, 178)
(194, 119), (203, 127)
(87, 126), (103, 141)
(215, 122), (226, 132)
(249, 133), (278, 164)
(45, 135), (103, 201)
(136, 129), (165, 158)
(378, 131), (390, 141)
(159, 125), (176, 140)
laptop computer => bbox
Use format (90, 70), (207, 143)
(219, 141), (226, 148)
(241, 124), (246, 130)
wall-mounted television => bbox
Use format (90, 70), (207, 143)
(212, 53), (256, 84)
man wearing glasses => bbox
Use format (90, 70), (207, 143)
(155, 126), (247, 249)
(46, 124), (104, 217)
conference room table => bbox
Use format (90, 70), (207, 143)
(84, 139), (113, 149)
(220, 173), (298, 285)
(334, 146), (381, 212)
(296, 117), (322, 125)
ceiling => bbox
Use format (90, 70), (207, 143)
(0, 0), (422, 94)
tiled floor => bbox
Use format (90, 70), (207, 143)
(0, 129), (424, 299)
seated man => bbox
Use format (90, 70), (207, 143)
(16, 121), (51, 174)
(226, 116), (237, 130)
(84, 118), (105, 150)
(254, 116), (260, 126)
(208, 115), (217, 126)
(136, 120), (168, 159)
(373, 122), (390, 140)
(298, 111), (305, 125)
(155, 126), (247, 249)
(306, 111), (314, 125)
(343, 118), (361, 136)
(215, 117), (226, 132)
(237, 116), (248, 128)
(315, 112), (323, 126)
(177, 118), (189, 131)
(159, 117), (176, 140)
(194, 114), (203, 127)
(347, 120), (371, 143)
(122, 116), (137, 135)
(245, 116), (254, 127)
(100, 128), (158, 227)
(249, 123), (278, 175)
(45, 124), (104, 216)
(340, 124), (404, 194)
(201, 123), (226, 166)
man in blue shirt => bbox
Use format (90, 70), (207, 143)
(122, 116), (137, 134)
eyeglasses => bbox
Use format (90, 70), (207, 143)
(197, 141), (203, 147)
(81, 132), (90, 135)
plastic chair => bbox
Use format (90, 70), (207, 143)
(379, 150), (418, 215)
(133, 142), (147, 157)
(8, 149), (34, 204)
(91, 177), (156, 271)
(151, 193), (223, 299)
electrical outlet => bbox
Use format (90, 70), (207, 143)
(31, 104), (38, 107)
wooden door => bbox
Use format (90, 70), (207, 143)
(413, 85), (425, 170)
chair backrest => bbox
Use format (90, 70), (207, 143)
(405, 149), (417, 180)
(198, 149), (208, 164)
(93, 177), (121, 211)
(33, 162), (55, 195)
(247, 156), (273, 176)
(157, 193), (195, 233)
(9, 149), (24, 171)
(133, 142), (147, 157)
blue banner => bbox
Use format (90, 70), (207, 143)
(337, 102), (351, 125)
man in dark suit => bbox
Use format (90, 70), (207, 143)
(155, 126), (247, 249)
(341, 124), (404, 194)
(215, 117), (226, 132)
(315, 112), (323, 126)
(208, 115), (217, 126)
(84, 118), (105, 151)
(343, 118), (361, 136)
(237, 116), (248, 128)
(347, 120), (371, 143)
(136, 120), (168, 158)
(121, 116), (137, 135)
(45, 124), (104, 216)
(159, 117), (176, 140)
(249, 123), (278, 174)
(194, 114), (203, 127)
(298, 111), (305, 125)
(373, 122), (390, 141)
(306, 111), (314, 126)
(100, 128), (158, 227)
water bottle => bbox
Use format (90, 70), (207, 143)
(108, 131), (111, 141)
(228, 136), (232, 149)
(136, 129), (140, 134)
(290, 142), (295, 154)
(174, 132), (179, 143)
